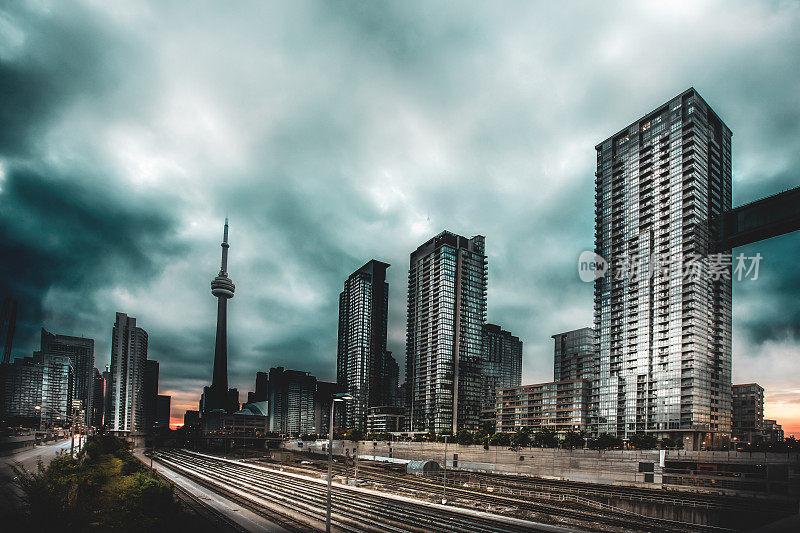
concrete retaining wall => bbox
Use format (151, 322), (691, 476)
(283, 439), (800, 498)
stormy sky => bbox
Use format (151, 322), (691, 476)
(1, 1), (799, 433)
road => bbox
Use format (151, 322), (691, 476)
(0, 438), (78, 514)
(1, 438), (77, 473)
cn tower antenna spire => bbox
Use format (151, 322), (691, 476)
(208, 217), (235, 414)
(220, 217), (230, 274)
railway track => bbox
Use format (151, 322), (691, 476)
(155, 450), (568, 533)
(273, 458), (721, 532)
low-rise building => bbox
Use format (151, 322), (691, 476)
(762, 419), (784, 443)
(732, 383), (764, 444)
(366, 406), (405, 433)
(496, 379), (589, 434)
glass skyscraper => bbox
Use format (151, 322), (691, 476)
(336, 260), (394, 430)
(594, 88), (732, 449)
(40, 328), (94, 427)
(406, 231), (487, 433)
(481, 324), (522, 412)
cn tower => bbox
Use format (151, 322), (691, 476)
(207, 218), (235, 413)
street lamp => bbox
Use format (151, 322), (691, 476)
(326, 392), (353, 533)
(34, 405), (42, 432)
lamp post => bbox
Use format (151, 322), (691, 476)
(442, 435), (448, 504)
(34, 405), (42, 432)
(326, 392), (353, 533)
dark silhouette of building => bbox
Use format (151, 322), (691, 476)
(102, 365), (112, 427)
(314, 380), (343, 436)
(0, 297), (18, 365)
(337, 259), (393, 430)
(183, 409), (200, 429)
(143, 359), (159, 431)
(205, 219), (236, 415)
(594, 89), (732, 449)
(406, 231), (487, 433)
(91, 368), (104, 428)
(40, 328), (94, 427)
(0, 297), (18, 426)
(108, 312), (148, 432)
(254, 371), (268, 402)
(155, 395), (171, 430)
(481, 324), (523, 412)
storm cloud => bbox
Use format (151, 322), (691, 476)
(1, 1), (799, 432)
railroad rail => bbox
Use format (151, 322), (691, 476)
(154, 450), (568, 533)
(271, 457), (724, 532)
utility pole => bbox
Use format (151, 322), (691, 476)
(442, 435), (448, 504)
(70, 406), (75, 458)
(354, 442), (359, 483)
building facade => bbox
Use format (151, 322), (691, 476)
(481, 324), (523, 412)
(108, 312), (148, 433)
(40, 328), (94, 427)
(496, 380), (590, 434)
(762, 419), (784, 443)
(267, 367), (317, 436)
(336, 260), (393, 430)
(553, 327), (597, 434)
(406, 231), (487, 434)
(732, 383), (764, 444)
(366, 406), (405, 433)
(3, 356), (43, 427)
(594, 88), (732, 449)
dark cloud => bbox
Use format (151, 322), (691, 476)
(1, 1), (799, 425)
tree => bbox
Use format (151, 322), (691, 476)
(489, 432), (511, 446)
(344, 429), (363, 442)
(588, 432), (623, 450)
(628, 433), (658, 450)
(562, 431), (587, 449)
(533, 427), (558, 448)
(455, 429), (474, 445)
(512, 427), (532, 447)
(659, 437), (681, 450)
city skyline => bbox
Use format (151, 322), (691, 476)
(1, 2), (799, 434)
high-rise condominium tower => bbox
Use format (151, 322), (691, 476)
(40, 328), (94, 427)
(108, 312), (148, 432)
(406, 231), (487, 433)
(336, 260), (393, 430)
(481, 324), (523, 412)
(594, 88), (732, 449)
